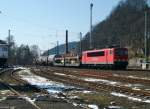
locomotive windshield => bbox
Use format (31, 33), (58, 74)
(115, 49), (128, 56)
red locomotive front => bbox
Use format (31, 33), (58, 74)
(113, 48), (128, 68)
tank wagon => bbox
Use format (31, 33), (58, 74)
(36, 54), (55, 66)
(0, 40), (8, 66)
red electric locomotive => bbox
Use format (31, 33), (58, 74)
(81, 47), (128, 69)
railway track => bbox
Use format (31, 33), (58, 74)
(31, 66), (150, 98)
(52, 69), (150, 86)
(31, 66), (150, 86)
(1, 67), (86, 109)
(0, 68), (42, 109)
(32, 65), (150, 77)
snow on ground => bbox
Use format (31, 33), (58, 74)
(13, 66), (27, 70)
(82, 78), (118, 85)
(82, 90), (92, 94)
(17, 69), (101, 109)
(20, 96), (36, 104)
(17, 69), (150, 108)
(54, 72), (119, 86)
(88, 104), (99, 109)
(111, 92), (150, 103)
(54, 72), (66, 76)
(104, 106), (122, 109)
(54, 72), (146, 91)
(18, 70), (75, 94)
(0, 97), (6, 102)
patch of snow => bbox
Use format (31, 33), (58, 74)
(125, 75), (147, 80)
(144, 100), (150, 103)
(105, 106), (122, 109)
(0, 90), (13, 95)
(128, 96), (142, 102)
(18, 70), (75, 94)
(18, 69), (32, 75)
(82, 78), (118, 86)
(111, 92), (150, 103)
(54, 73), (66, 76)
(132, 87), (141, 91)
(83, 76), (144, 90)
(111, 92), (126, 97)
(69, 96), (79, 99)
(73, 102), (78, 106)
(83, 90), (92, 94)
(47, 89), (62, 94)
(0, 97), (6, 102)
(13, 66), (27, 70)
(19, 96), (42, 109)
(23, 96), (36, 103)
(88, 104), (99, 109)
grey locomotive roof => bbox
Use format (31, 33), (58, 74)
(0, 40), (7, 44)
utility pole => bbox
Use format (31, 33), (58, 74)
(80, 32), (82, 54)
(66, 30), (68, 54)
(8, 29), (11, 63)
(55, 30), (59, 55)
(90, 3), (93, 49)
(57, 41), (59, 55)
(145, 11), (148, 63)
(8, 29), (11, 45)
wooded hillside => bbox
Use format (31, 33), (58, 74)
(82, 0), (150, 58)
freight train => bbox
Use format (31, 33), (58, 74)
(0, 40), (8, 66)
(36, 47), (128, 69)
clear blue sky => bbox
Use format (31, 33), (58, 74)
(0, 0), (121, 50)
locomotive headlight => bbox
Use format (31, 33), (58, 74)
(61, 60), (64, 63)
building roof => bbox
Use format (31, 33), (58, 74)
(0, 40), (7, 44)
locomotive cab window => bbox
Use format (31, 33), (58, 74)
(87, 51), (105, 57)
